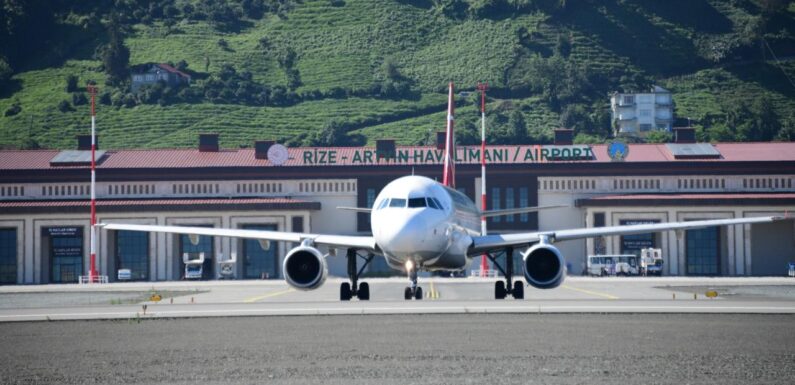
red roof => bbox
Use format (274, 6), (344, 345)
(156, 63), (190, 79)
(0, 198), (320, 213)
(577, 193), (795, 207)
(1, 142), (794, 171)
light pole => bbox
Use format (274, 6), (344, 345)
(477, 82), (489, 277)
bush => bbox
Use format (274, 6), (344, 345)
(4, 102), (21, 117)
(72, 92), (88, 106)
(57, 100), (74, 112)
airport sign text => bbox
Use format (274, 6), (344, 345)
(299, 145), (594, 166)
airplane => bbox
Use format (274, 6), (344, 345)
(102, 83), (787, 301)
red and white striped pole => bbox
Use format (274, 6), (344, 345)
(477, 82), (489, 277)
(88, 84), (98, 282)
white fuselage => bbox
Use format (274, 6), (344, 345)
(370, 175), (481, 271)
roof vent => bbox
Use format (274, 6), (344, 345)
(77, 135), (97, 151)
(255, 140), (274, 159)
(673, 127), (696, 144)
(376, 139), (396, 160)
(554, 129), (574, 145)
(199, 133), (219, 152)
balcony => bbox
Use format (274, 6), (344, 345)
(655, 97), (672, 106)
(617, 113), (636, 121)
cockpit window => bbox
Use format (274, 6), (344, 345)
(389, 198), (406, 208)
(430, 197), (444, 210)
(426, 197), (439, 209)
(376, 199), (389, 210)
(408, 198), (426, 208)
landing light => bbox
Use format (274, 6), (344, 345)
(405, 260), (414, 272)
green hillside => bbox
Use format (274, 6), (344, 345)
(0, 0), (794, 150)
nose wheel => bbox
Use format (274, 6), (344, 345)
(404, 260), (423, 300)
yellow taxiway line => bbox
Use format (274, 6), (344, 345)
(244, 288), (295, 303)
(561, 284), (619, 300)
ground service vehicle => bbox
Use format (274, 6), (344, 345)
(641, 248), (664, 276)
(586, 255), (638, 276)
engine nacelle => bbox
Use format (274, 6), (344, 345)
(522, 243), (566, 289)
(282, 246), (327, 290)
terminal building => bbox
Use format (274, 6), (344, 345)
(0, 130), (793, 284)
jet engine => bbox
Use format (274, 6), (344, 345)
(283, 246), (327, 290)
(522, 243), (565, 289)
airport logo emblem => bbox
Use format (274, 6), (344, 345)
(607, 141), (629, 162)
(267, 144), (289, 166)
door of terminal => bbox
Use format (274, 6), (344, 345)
(179, 229), (214, 280)
(47, 227), (83, 283)
(242, 224), (278, 279)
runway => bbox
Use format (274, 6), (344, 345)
(1, 277), (794, 321)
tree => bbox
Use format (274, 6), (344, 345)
(65, 75), (78, 92)
(507, 110), (529, 143)
(0, 58), (12, 87)
(776, 113), (795, 141)
(315, 120), (347, 146)
(101, 17), (130, 85)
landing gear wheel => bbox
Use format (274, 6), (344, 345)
(404, 287), (413, 300)
(358, 282), (370, 300)
(340, 282), (352, 301)
(414, 287), (423, 300)
(495, 281), (506, 299)
(512, 281), (524, 299)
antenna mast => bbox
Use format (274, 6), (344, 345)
(477, 82), (489, 277)
(88, 84), (99, 283)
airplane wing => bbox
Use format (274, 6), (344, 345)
(468, 215), (786, 255)
(480, 205), (567, 218)
(101, 223), (378, 252)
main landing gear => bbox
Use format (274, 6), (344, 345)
(403, 260), (423, 300)
(485, 247), (524, 300)
(340, 248), (375, 301)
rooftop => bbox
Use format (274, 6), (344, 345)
(1, 142), (794, 171)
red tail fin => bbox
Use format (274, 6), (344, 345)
(442, 82), (455, 188)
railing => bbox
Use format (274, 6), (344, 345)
(470, 269), (499, 278)
(79, 275), (108, 284)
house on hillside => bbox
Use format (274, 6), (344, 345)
(610, 86), (673, 137)
(131, 64), (191, 91)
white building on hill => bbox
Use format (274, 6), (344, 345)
(611, 86), (673, 136)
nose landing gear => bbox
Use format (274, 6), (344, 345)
(404, 260), (423, 300)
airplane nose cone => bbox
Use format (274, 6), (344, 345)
(377, 213), (429, 255)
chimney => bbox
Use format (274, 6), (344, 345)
(199, 133), (219, 152)
(376, 139), (396, 160)
(77, 135), (96, 151)
(255, 140), (274, 159)
(674, 127), (695, 144)
(554, 129), (574, 145)
(436, 131), (446, 150)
